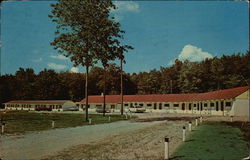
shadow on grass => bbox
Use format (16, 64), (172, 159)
(169, 155), (185, 160)
(185, 139), (195, 142)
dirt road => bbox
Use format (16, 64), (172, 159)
(43, 120), (189, 160)
(0, 120), (164, 160)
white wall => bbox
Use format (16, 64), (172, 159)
(230, 99), (250, 117)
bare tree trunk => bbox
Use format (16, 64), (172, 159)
(103, 66), (106, 117)
(121, 58), (124, 115)
(85, 66), (89, 122)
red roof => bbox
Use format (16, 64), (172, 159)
(192, 86), (250, 101)
(81, 86), (250, 103)
(4, 100), (72, 105)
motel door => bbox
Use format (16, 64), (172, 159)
(220, 101), (224, 111)
(182, 103), (185, 110)
(159, 103), (162, 110)
(216, 102), (219, 111)
(154, 103), (157, 110)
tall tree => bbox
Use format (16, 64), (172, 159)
(49, 0), (127, 121)
(34, 69), (65, 100)
(15, 68), (36, 100)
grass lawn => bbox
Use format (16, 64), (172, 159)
(0, 111), (131, 134)
(172, 122), (250, 160)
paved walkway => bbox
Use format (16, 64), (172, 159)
(0, 120), (161, 160)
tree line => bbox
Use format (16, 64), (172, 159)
(0, 51), (249, 105)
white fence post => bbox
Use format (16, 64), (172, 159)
(200, 116), (203, 123)
(108, 116), (111, 122)
(195, 118), (198, 126)
(52, 120), (55, 128)
(89, 118), (92, 125)
(125, 113), (128, 119)
(164, 137), (170, 160)
(188, 121), (192, 131)
(230, 116), (233, 122)
(182, 126), (186, 142)
(1, 123), (5, 134)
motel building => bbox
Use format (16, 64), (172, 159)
(78, 86), (250, 117)
(3, 100), (77, 112)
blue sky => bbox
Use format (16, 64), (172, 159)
(1, 1), (249, 75)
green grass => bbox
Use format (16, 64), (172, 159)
(172, 122), (249, 160)
(0, 111), (131, 134)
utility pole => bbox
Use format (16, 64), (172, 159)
(170, 80), (173, 94)
(0, 1), (2, 76)
(120, 58), (124, 115)
(103, 67), (106, 116)
(85, 66), (89, 122)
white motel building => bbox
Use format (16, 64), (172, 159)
(79, 86), (250, 117)
(3, 86), (250, 117)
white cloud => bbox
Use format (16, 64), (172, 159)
(111, 1), (140, 21)
(167, 59), (174, 66)
(112, 1), (140, 13)
(32, 58), (42, 62)
(48, 63), (67, 70)
(70, 67), (79, 73)
(178, 44), (213, 62)
(50, 54), (68, 60)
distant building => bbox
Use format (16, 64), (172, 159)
(4, 100), (78, 111)
(79, 86), (250, 117)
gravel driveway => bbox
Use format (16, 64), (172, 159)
(0, 120), (163, 160)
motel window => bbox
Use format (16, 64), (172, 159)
(147, 104), (152, 107)
(130, 103), (133, 107)
(135, 103), (137, 105)
(124, 104), (129, 106)
(174, 104), (179, 107)
(210, 103), (214, 107)
(59, 105), (62, 109)
(193, 104), (196, 107)
(139, 103), (144, 106)
(204, 103), (207, 107)
(111, 105), (115, 109)
(226, 102), (231, 107)
(164, 104), (169, 107)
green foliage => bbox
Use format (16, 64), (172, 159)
(49, 0), (133, 119)
(0, 52), (249, 104)
(172, 123), (249, 160)
(49, 0), (132, 68)
(132, 51), (249, 94)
